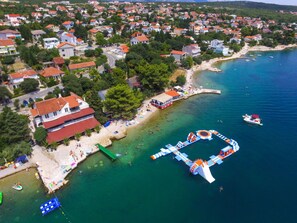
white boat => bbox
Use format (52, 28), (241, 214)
(242, 114), (263, 126)
(12, 184), (23, 191)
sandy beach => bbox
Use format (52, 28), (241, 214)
(1, 43), (296, 192)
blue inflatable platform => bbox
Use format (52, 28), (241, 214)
(40, 198), (61, 216)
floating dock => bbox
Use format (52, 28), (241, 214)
(96, 144), (117, 161)
(150, 130), (239, 183)
(40, 198), (61, 216)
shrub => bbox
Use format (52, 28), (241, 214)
(63, 138), (70, 146)
(75, 133), (81, 141)
(94, 125), (101, 133)
(85, 129), (92, 137)
(34, 127), (47, 145)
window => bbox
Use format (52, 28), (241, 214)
(53, 112), (57, 116)
(45, 114), (49, 118)
(63, 54), (65, 57)
(62, 49), (64, 52)
(65, 108), (69, 112)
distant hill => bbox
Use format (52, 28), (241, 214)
(204, 1), (297, 12)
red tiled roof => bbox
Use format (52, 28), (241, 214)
(135, 35), (149, 42)
(165, 90), (180, 97)
(0, 39), (15, 46)
(0, 29), (20, 34)
(119, 44), (129, 53)
(34, 97), (67, 116)
(9, 69), (37, 79)
(40, 67), (64, 78)
(53, 57), (65, 65)
(69, 61), (96, 70)
(43, 107), (95, 129)
(47, 117), (99, 143)
(63, 21), (72, 25)
(171, 50), (186, 55)
(57, 42), (75, 48)
(8, 14), (20, 17)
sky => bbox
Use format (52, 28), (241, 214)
(248, 0), (297, 5)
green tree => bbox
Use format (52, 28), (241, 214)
(137, 63), (170, 93)
(74, 24), (88, 41)
(95, 33), (108, 46)
(0, 107), (31, 146)
(34, 127), (47, 145)
(110, 67), (126, 85)
(84, 90), (107, 123)
(19, 24), (32, 41)
(181, 56), (194, 69)
(0, 86), (12, 104)
(1, 56), (15, 65)
(14, 99), (20, 110)
(19, 78), (39, 93)
(175, 75), (186, 86)
(62, 74), (84, 96)
(104, 84), (143, 120)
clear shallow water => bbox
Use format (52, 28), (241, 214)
(1, 49), (297, 223)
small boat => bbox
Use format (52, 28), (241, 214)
(0, 192), (3, 205)
(12, 184), (23, 191)
(242, 114), (263, 126)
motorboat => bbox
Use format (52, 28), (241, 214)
(242, 114), (263, 126)
(12, 184), (23, 191)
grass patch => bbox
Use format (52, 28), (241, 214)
(170, 69), (186, 82)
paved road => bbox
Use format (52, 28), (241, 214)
(2, 84), (63, 109)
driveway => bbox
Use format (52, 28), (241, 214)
(2, 84), (63, 109)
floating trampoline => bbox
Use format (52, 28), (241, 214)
(40, 198), (61, 216)
(197, 130), (212, 140)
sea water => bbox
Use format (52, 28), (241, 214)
(1, 49), (297, 223)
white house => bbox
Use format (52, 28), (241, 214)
(30, 93), (99, 144)
(43, 37), (60, 49)
(170, 50), (187, 61)
(210, 39), (230, 56)
(9, 69), (39, 89)
(182, 44), (201, 57)
(60, 32), (77, 45)
(57, 42), (75, 58)
(31, 30), (46, 44)
(130, 34), (149, 45)
(0, 39), (17, 56)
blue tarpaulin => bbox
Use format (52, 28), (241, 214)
(15, 155), (28, 164)
(103, 121), (111, 127)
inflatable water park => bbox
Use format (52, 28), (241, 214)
(150, 130), (240, 183)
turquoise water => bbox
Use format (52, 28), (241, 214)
(1, 49), (297, 222)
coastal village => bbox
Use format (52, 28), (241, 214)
(0, 0), (297, 193)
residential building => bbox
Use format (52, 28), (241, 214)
(30, 93), (100, 144)
(60, 32), (77, 45)
(130, 33), (149, 45)
(53, 57), (65, 68)
(31, 30), (46, 44)
(9, 69), (39, 89)
(40, 67), (64, 80)
(69, 61), (96, 71)
(182, 44), (201, 57)
(43, 37), (60, 49)
(170, 50), (187, 61)
(57, 42), (75, 58)
(0, 29), (21, 40)
(62, 21), (74, 30)
(151, 93), (173, 109)
(210, 39), (230, 56)
(0, 39), (17, 56)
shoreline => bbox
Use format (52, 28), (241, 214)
(1, 43), (296, 192)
